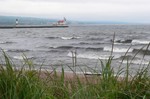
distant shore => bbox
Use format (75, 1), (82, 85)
(0, 25), (68, 29)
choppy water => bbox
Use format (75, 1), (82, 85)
(0, 25), (150, 73)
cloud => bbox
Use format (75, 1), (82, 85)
(0, 0), (150, 23)
(24, 0), (150, 4)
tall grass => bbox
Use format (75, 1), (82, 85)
(0, 52), (45, 99)
(0, 46), (150, 99)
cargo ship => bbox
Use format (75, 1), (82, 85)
(0, 18), (68, 29)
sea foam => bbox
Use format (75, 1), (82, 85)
(104, 47), (133, 53)
(67, 52), (120, 60)
(132, 40), (150, 45)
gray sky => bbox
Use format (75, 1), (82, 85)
(0, 0), (150, 23)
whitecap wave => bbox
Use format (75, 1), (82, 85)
(67, 52), (120, 60)
(114, 39), (132, 43)
(13, 56), (34, 60)
(132, 40), (150, 45)
(104, 47), (133, 53)
(119, 60), (149, 65)
(13, 56), (24, 60)
(78, 54), (111, 60)
(61, 36), (80, 40)
(0, 41), (6, 44)
(0, 41), (14, 44)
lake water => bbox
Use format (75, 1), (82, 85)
(0, 25), (150, 73)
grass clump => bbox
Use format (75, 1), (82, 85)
(0, 47), (150, 99)
(0, 52), (45, 99)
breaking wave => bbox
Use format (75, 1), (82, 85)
(13, 56), (34, 60)
(114, 39), (132, 44)
(61, 36), (80, 40)
(67, 52), (120, 60)
(132, 40), (150, 45)
(45, 36), (80, 40)
(120, 59), (149, 65)
(0, 41), (14, 44)
(104, 47), (133, 52)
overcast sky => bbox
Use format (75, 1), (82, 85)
(0, 0), (150, 23)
